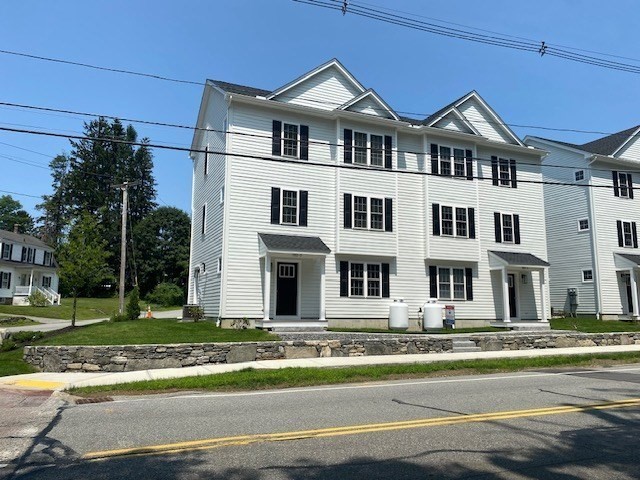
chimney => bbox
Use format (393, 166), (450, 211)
(13, 224), (19, 234)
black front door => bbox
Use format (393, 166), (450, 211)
(508, 273), (517, 318)
(624, 274), (633, 313)
(276, 263), (298, 316)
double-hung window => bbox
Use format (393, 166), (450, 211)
(349, 263), (381, 298)
(42, 276), (52, 288)
(43, 251), (52, 266)
(499, 159), (511, 186)
(353, 132), (368, 165)
(282, 123), (299, 158)
(0, 271), (10, 289)
(344, 129), (392, 168)
(345, 195), (392, 231)
(491, 156), (517, 188)
(439, 146), (452, 176)
(617, 220), (637, 248)
(272, 121), (309, 160)
(271, 188), (308, 226)
(370, 198), (384, 230)
(432, 204), (475, 239)
(370, 135), (383, 167)
(613, 171), (634, 199)
(430, 143), (473, 179)
(494, 212), (521, 244)
(1, 243), (11, 260)
(353, 196), (369, 229)
(437, 267), (466, 300)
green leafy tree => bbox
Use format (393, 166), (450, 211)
(0, 195), (35, 234)
(133, 207), (191, 296)
(57, 214), (111, 326)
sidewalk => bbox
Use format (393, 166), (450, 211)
(3, 344), (640, 392)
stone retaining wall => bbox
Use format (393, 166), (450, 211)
(23, 337), (452, 373)
(22, 331), (640, 373)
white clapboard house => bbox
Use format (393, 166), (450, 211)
(527, 127), (640, 319)
(188, 59), (550, 329)
(0, 227), (60, 306)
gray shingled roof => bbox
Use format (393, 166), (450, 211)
(209, 80), (271, 98)
(0, 258), (57, 270)
(258, 233), (330, 254)
(490, 251), (550, 267)
(616, 253), (640, 266)
(534, 125), (640, 156)
(422, 92), (471, 125)
(0, 229), (51, 249)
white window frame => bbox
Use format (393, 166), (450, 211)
(0, 272), (9, 289)
(498, 157), (512, 187)
(27, 248), (35, 263)
(582, 269), (594, 283)
(438, 145), (468, 178)
(574, 170), (585, 182)
(439, 204), (470, 238)
(219, 186), (225, 205)
(348, 262), (382, 298)
(280, 189), (300, 226)
(281, 122), (300, 159)
(42, 276), (52, 288)
(350, 131), (387, 167)
(1, 244), (11, 260)
(618, 172), (632, 199)
(43, 251), (52, 266)
(352, 195), (385, 231)
(436, 266), (467, 301)
(499, 212), (516, 244)
(621, 220), (634, 248)
(577, 218), (590, 232)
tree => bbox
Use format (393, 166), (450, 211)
(133, 207), (191, 296)
(0, 195), (35, 234)
(36, 154), (71, 246)
(57, 213), (111, 326)
(125, 286), (141, 321)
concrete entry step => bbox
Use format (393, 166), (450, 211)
(257, 320), (328, 333)
(490, 321), (551, 331)
(452, 338), (481, 353)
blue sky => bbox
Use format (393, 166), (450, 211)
(1, 0), (638, 217)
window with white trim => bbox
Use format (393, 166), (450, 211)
(0, 271), (10, 289)
(498, 158), (511, 186)
(574, 170), (585, 181)
(282, 123), (299, 158)
(349, 262), (382, 298)
(622, 221), (633, 247)
(582, 270), (593, 283)
(502, 213), (515, 243)
(350, 131), (386, 167)
(43, 251), (52, 266)
(352, 196), (385, 231)
(578, 219), (589, 232)
(0, 243), (11, 260)
(281, 190), (298, 225)
(438, 267), (466, 300)
(438, 146), (467, 178)
(42, 276), (52, 288)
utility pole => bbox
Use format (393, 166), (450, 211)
(113, 181), (140, 314)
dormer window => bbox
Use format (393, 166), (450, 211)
(1, 243), (12, 260)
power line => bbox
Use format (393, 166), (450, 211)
(0, 188), (42, 199)
(296, 0), (640, 75)
(0, 123), (632, 192)
(2, 99), (639, 176)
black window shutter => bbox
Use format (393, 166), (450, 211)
(344, 193), (352, 229)
(617, 220), (624, 247)
(339, 261), (349, 297)
(381, 263), (390, 298)
(510, 159), (517, 188)
(468, 207), (476, 239)
(344, 129), (353, 164)
(465, 149), (473, 180)
(429, 266), (438, 298)
(270, 187), (281, 225)
(7, 272), (10, 289)
(299, 190), (308, 226)
(629, 175), (634, 199)
(613, 171), (620, 197)
(633, 222), (638, 248)
(21, 247), (26, 262)
(300, 125), (309, 160)
(514, 214), (521, 244)
(432, 203), (440, 236)
(9, 244), (13, 259)
(494, 212), (502, 243)
(385, 198), (393, 232)
(491, 156), (499, 186)
(465, 268), (473, 301)
(430, 144), (439, 174)
(272, 120), (282, 156)
(384, 135), (392, 169)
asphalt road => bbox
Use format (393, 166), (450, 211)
(8, 365), (640, 479)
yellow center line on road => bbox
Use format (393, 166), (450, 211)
(83, 397), (640, 460)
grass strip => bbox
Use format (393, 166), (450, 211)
(69, 351), (640, 397)
(0, 348), (37, 377)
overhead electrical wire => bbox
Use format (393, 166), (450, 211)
(0, 124), (633, 192)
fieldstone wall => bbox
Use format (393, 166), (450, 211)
(468, 332), (640, 351)
(23, 337), (452, 373)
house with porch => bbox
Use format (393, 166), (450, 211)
(188, 59), (550, 329)
(526, 127), (640, 319)
(0, 227), (60, 306)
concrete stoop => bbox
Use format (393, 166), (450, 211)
(452, 338), (482, 353)
(490, 321), (551, 331)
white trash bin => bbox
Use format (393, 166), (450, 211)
(389, 298), (409, 330)
(422, 299), (444, 330)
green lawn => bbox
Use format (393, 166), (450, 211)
(0, 317), (41, 327)
(0, 348), (36, 377)
(70, 351), (640, 396)
(550, 317), (640, 333)
(0, 297), (181, 321)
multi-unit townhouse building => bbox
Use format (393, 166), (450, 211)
(526, 127), (640, 320)
(0, 226), (60, 305)
(188, 59), (550, 329)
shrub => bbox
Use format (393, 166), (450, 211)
(110, 313), (129, 323)
(28, 290), (48, 307)
(11, 331), (44, 343)
(125, 287), (141, 321)
(146, 282), (184, 307)
(186, 305), (204, 323)
(0, 339), (16, 352)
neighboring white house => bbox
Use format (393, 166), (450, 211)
(188, 59), (550, 329)
(526, 127), (640, 320)
(0, 227), (60, 306)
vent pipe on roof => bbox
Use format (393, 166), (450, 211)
(13, 224), (19, 234)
